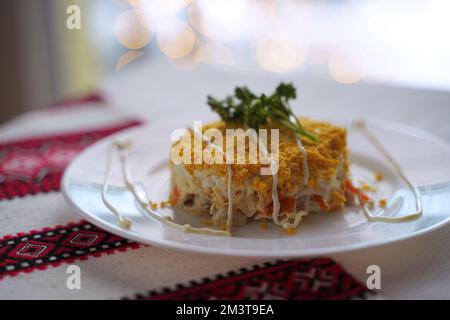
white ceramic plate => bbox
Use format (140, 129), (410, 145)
(62, 116), (450, 257)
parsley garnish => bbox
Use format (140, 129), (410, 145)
(207, 83), (318, 143)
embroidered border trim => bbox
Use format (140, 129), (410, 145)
(0, 220), (141, 279)
(0, 120), (142, 200)
(130, 258), (371, 300)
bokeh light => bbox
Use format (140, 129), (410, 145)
(157, 19), (196, 59)
(256, 32), (309, 72)
(114, 9), (153, 50)
(328, 44), (366, 84)
(245, 0), (278, 38)
(136, 0), (193, 27)
(127, 0), (140, 7)
(188, 0), (249, 42)
(116, 51), (144, 71)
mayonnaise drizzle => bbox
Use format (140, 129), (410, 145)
(296, 138), (309, 185)
(251, 131), (311, 228)
(252, 132), (282, 225)
(101, 146), (132, 229)
(351, 119), (422, 222)
(226, 164), (233, 231)
(271, 162), (282, 225)
(102, 141), (230, 236)
(192, 129), (234, 232)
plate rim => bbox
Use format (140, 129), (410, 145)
(61, 117), (450, 258)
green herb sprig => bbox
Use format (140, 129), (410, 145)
(207, 83), (318, 143)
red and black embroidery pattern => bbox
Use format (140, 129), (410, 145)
(0, 120), (142, 200)
(0, 220), (141, 279)
(49, 93), (105, 109)
(135, 259), (371, 300)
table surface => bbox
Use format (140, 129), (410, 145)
(1, 61), (450, 299)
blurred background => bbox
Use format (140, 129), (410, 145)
(2, 0), (450, 124)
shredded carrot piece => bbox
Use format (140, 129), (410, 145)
(346, 180), (357, 194)
(312, 195), (329, 211)
(280, 197), (297, 214)
(260, 222), (269, 230)
(359, 193), (372, 203)
(285, 228), (297, 235)
(170, 186), (180, 205)
(379, 198), (387, 208)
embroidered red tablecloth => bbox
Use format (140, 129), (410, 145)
(0, 97), (373, 300)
